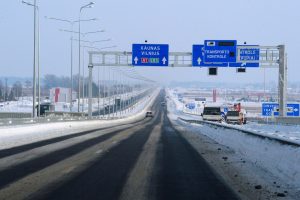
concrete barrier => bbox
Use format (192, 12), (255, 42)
(275, 117), (300, 125)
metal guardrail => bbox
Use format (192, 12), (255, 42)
(45, 111), (86, 117)
(178, 117), (300, 147)
(0, 112), (32, 119)
(275, 117), (300, 125)
(0, 89), (159, 127)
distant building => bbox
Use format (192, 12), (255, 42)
(49, 87), (77, 103)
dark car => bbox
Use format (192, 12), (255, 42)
(145, 111), (154, 117)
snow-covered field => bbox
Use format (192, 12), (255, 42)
(167, 88), (300, 199)
(166, 88), (300, 143)
(0, 89), (159, 150)
(243, 122), (300, 143)
(0, 89), (149, 113)
(0, 98), (32, 113)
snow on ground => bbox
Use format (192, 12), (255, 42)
(0, 98), (32, 113)
(0, 89), (159, 150)
(0, 89), (149, 113)
(167, 88), (300, 198)
(167, 88), (300, 143)
(238, 122), (300, 144)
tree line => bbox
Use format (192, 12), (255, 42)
(0, 74), (131, 102)
(0, 80), (23, 102)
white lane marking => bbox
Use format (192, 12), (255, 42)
(95, 149), (103, 154)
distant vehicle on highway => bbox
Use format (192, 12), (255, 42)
(161, 102), (166, 106)
(201, 106), (222, 122)
(145, 111), (154, 117)
(226, 110), (247, 125)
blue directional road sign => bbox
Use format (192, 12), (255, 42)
(223, 107), (228, 113)
(262, 103), (300, 117)
(186, 102), (196, 110)
(239, 47), (260, 61)
(287, 104), (300, 116)
(229, 62), (259, 67)
(204, 40), (237, 63)
(230, 45), (260, 67)
(262, 103), (279, 116)
(192, 45), (228, 67)
(132, 44), (169, 66)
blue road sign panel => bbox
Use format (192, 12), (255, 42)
(204, 40), (237, 63)
(223, 107), (228, 113)
(186, 102), (196, 110)
(262, 103), (300, 116)
(192, 45), (228, 67)
(229, 45), (260, 67)
(262, 103), (279, 116)
(287, 104), (300, 116)
(239, 46), (260, 61)
(229, 62), (259, 67)
(132, 44), (169, 66)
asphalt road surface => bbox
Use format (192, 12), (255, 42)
(0, 91), (239, 200)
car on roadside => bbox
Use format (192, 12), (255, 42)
(145, 111), (154, 118)
(201, 106), (222, 122)
(226, 110), (247, 125)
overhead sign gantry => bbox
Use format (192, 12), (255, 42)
(87, 40), (287, 118)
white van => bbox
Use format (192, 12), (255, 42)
(202, 107), (222, 122)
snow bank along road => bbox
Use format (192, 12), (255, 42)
(167, 96), (300, 200)
(0, 90), (239, 200)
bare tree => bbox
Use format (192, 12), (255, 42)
(12, 81), (23, 99)
(25, 80), (32, 88)
(0, 80), (3, 101)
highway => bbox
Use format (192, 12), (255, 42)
(0, 91), (238, 200)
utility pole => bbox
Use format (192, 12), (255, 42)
(278, 45), (287, 117)
(32, 0), (37, 118)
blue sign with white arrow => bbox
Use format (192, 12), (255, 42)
(192, 45), (228, 67)
(229, 62), (259, 67)
(132, 44), (169, 66)
(286, 104), (300, 116)
(262, 103), (300, 116)
(204, 40), (237, 63)
(230, 45), (260, 67)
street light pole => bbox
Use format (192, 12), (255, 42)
(33, 0), (37, 118)
(78, 2), (95, 113)
(37, 5), (40, 117)
(46, 17), (98, 112)
(22, 0), (38, 118)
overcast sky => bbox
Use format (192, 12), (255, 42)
(0, 0), (299, 84)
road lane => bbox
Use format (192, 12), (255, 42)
(152, 109), (239, 200)
(0, 119), (147, 159)
(0, 91), (239, 200)
(32, 102), (163, 200)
